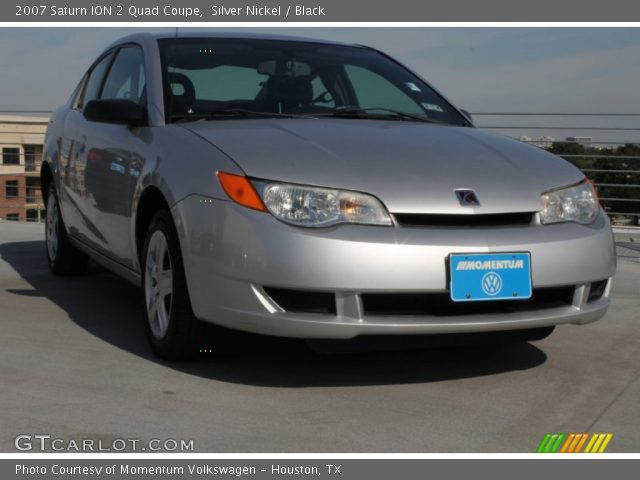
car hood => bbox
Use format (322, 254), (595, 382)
(183, 118), (583, 214)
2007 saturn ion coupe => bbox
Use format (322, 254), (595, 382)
(42, 33), (616, 359)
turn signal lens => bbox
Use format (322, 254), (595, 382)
(217, 172), (267, 212)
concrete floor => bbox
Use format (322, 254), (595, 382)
(0, 222), (638, 452)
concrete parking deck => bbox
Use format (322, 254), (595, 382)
(0, 222), (638, 452)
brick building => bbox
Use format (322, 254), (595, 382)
(0, 115), (48, 222)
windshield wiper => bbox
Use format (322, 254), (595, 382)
(306, 106), (442, 123)
(169, 107), (443, 124)
(168, 109), (310, 123)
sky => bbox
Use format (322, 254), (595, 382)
(1, 27), (639, 142)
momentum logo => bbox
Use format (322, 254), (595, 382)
(455, 259), (524, 271)
(536, 432), (613, 453)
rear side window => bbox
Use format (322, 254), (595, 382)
(101, 46), (147, 105)
(77, 52), (114, 110)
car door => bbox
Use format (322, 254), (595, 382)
(60, 50), (115, 243)
(64, 45), (147, 268)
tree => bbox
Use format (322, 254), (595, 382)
(548, 143), (640, 222)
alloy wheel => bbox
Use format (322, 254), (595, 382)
(145, 230), (174, 339)
(46, 193), (59, 261)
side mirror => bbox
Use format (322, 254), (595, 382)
(460, 109), (473, 124)
(84, 99), (147, 126)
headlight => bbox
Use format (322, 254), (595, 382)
(257, 182), (393, 227)
(539, 180), (599, 225)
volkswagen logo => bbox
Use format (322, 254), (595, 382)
(455, 189), (480, 206)
(481, 271), (503, 296)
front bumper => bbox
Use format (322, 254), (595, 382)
(172, 196), (616, 339)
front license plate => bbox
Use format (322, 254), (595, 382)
(449, 252), (532, 302)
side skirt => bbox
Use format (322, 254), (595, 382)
(68, 236), (142, 287)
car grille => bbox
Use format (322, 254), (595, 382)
(263, 286), (574, 316)
(393, 212), (535, 228)
(361, 287), (575, 316)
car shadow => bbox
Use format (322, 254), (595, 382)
(0, 239), (547, 388)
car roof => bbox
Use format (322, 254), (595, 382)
(105, 31), (364, 51)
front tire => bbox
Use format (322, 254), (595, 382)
(45, 185), (89, 275)
(142, 209), (200, 360)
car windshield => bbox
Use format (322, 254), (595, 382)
(158, 38), (469, 126)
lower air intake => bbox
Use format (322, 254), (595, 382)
(361, 287), (575, 316)
(263, 287), (337, 314)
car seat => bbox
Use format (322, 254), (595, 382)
(167, 72), (196, 115)
(255, 75), (313, 113)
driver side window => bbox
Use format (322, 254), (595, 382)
(100, 45), (147, 106)
(76, 52), (114, 110)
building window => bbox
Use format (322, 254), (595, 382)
(2, 147), (20, 165)
(26, 177), (39, 203)
(5, 180), (19, 199)
(4, 213), (19, 221)
(26, 209), (39, 222)
(24, 145), (38, 172)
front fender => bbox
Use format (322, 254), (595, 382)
(129, 124), (244, 270)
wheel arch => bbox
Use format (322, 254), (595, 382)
(40, 162), (54, 201)
(134, 185), (172, 265)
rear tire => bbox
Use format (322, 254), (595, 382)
(142, 209), (200, 360)
(45, 185), (89, 275)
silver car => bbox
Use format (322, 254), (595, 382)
(42, 32), (616, 359)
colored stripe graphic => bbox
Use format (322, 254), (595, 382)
(597, 433), (614, 453)
(536, 433), (565, 453)
(560, 432), (588, 453)
(584, 433), (614, 453)
(537, 433), (613, 453)
(536, 433), (552, 453)
(560, 433), (576, 453)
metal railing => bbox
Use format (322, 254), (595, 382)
(472, 112), (640, 228)
(2, 110), (639, 227)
